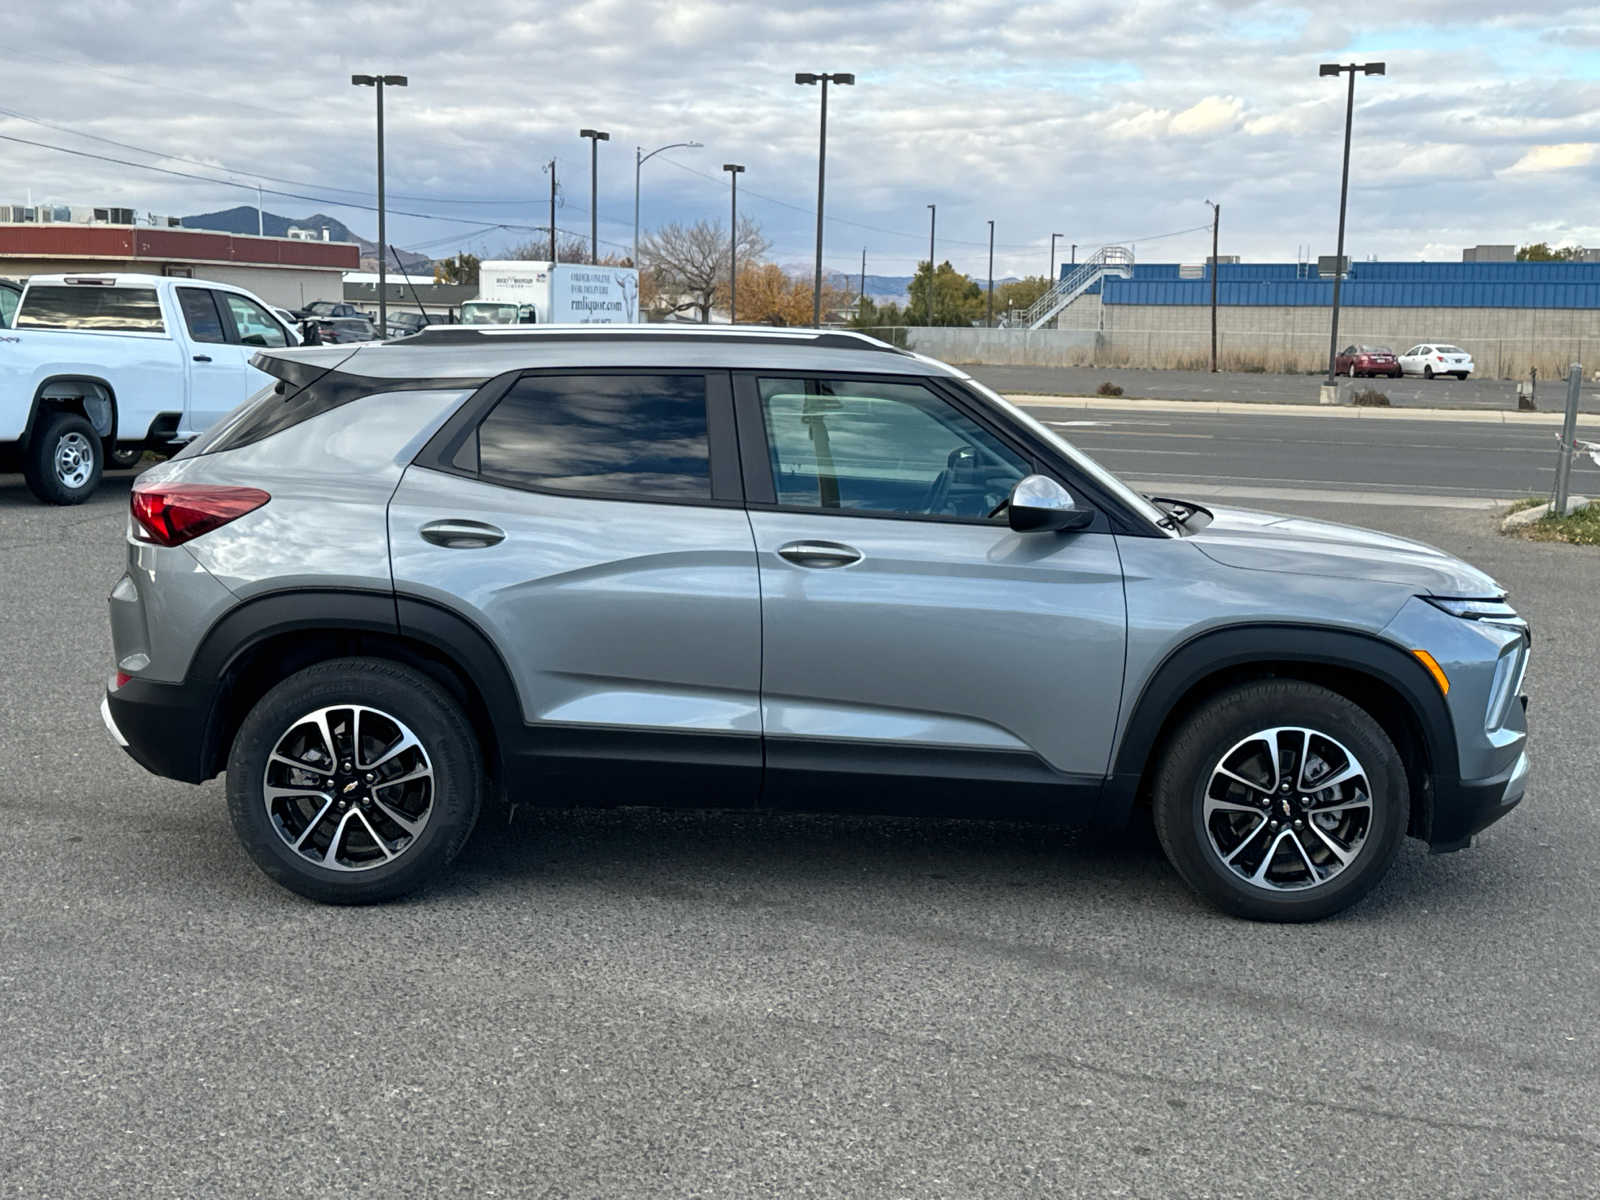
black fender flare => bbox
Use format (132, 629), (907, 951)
(1105, 623), (1458, 827)
(180, 589), (525, 782)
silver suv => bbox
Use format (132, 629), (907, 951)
(101, 327), (1530, 920)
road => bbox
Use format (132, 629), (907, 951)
(972, 364), (1600, 412)
(2, 463), (1598, 1197)
(1015, 401), (1600, 503)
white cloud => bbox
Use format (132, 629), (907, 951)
(1170, 95), (1245, 137)
(1501, 143), (1600, 174)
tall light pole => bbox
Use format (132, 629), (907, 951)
(1319, 60), (1384, 386)
(925, 203), (936, 325)
(579, 128), (610, 264)
(1071, 243), (1077, 266)
(723, 164), (744, 324)
(986, 219), (995, 327)
(795, 71), (855, 327)
(1206, 199), (1220, 373)
(635, 140), (702, 267)
(1049, 232), (1064, 282)
(351, 73), (406, 335)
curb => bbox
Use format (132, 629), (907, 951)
(1005, 394), (1594, 425)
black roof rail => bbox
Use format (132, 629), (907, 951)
(395, 325), (912, 354)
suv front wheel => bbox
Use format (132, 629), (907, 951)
(226, 658), (484, 904)
(1152, 680), (1408, 921)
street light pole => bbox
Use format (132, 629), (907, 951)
(1319, 60), (1385, 386)
(925, 203), (935, 325)
(352, 73), (407, 335)
(986, 219), (995, 328)
(1206, 199), (1220, 373)
(634, 140), (702, 267)
(723, 164), (744, 323)
(1071, 243), (1076, 266)
(579, 128), (610, 264)
(1049, 232), (1063, 282)
(795, 71), (855, 328)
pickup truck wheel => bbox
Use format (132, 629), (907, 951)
(23, 410), (103, 505)
(105, 442), (143, 470)
(226, 657), (485, 904)
(1151, 680), (1408, 922)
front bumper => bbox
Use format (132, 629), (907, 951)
(1428, 748), (1527, 853)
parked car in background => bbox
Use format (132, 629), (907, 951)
(1335, 344), (1401, 378)
(386, 311), (443, 337)
(293, 300), (366, 321)
(270, 307), (305, 345)
(101, 325), (1529, 921)
(1400, 344), (1473, 380)
(302, 315), (377, 345)
(0, 278), (20, 327)
(1, 273), (294, 501)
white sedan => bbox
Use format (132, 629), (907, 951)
(1399, 344), (1473, 380)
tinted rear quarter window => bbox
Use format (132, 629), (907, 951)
(17, 285), (166, 333)
(477, 374), (711, 500)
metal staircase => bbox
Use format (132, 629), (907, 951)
(1017, 245), (1133, 329)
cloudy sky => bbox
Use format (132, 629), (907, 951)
(4, 1), (1599, 278)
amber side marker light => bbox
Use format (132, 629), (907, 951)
(1412, 649), (1450, 695)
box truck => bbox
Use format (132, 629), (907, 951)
(460, 261), (640, 325)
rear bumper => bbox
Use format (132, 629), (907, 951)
(1428, 749), (1527, 853)
(102, 676), (215, 784)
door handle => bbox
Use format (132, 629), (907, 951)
(192, 354), (212, 362)
(777, 540), (862, 568)
(420, 519), (505, 549)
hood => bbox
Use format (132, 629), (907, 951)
(1186, 505), (1501, 596)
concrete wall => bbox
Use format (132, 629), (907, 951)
(905, 299), (1600, 378)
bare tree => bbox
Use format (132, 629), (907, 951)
(505, 235), (632, 266)
(640, 218), (769, 322)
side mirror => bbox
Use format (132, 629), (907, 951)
(1008, 474), (1095, 532)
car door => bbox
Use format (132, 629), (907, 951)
(173, 286), (250, 434)
(734, 372), (1128, 819)
(388, 368), (762, 803)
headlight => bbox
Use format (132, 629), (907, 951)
(1423, 596), (1517, 621)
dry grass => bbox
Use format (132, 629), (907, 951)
(1517, 503), (1600, 545)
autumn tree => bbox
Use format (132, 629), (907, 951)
(640, 218), (770, 322)
(433, 253), (480, 286)
(717, 263), (854, 326)
(906, 260), (984, 326)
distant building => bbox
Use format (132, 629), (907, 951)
(0, 221), (357, 308)
(1462, 244), (1516, 262)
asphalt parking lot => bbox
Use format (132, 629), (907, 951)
(3, 467), (1598, 1198)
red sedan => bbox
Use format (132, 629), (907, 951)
(1335, 344), (1402, 378)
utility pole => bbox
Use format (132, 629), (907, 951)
(1554, 363), (1583, 516)
(723, 164), (744, 323)
(925, 203), (936, 325)
(1049, 232), (1063, 283)
(256, 184), (264, 237)
(547, 159), (557, 262)
(1320, 61), (1385, 386)
(1070, 243), (1076, 266)
(859, 246), (867, 322)
(1207, 200), (1220, 373)
(986, 219), (995, 328)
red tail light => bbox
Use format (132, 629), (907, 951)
(131, 483), (270, 547)
(1435, 354), (1445, 361)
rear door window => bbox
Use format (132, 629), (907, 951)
(16, 284), (166, 333)
(475, 373), (712, 501)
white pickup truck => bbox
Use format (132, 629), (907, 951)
(1, 273), (300, 503)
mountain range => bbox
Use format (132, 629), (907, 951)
(180, 206), (433, 274)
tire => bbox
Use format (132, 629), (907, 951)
(22, 409), (103, 505)
(1391, 370), (1402, 379)
(226, 657), (484, 904)
(105, 441), (143, 470)
(1423, 366), (1434, 380)
(1455, 372), (1469, 381)
(1151, 680), (1408, 922)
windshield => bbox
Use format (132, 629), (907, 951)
(1437, 346), (1466, 355)
(461, 302), (529, 325)
(959, 375), (1173, 532)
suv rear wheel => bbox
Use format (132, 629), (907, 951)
(226, 658), (484, 904)
(24, 409), (103, 504)
(1151, 680), (1408, 921)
